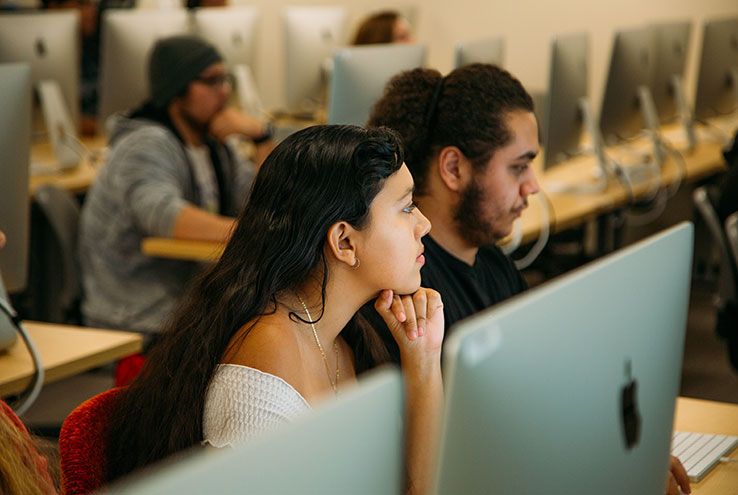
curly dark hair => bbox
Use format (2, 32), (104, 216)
(368, 64), (534, 194)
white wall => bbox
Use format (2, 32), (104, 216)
(141, 0), (738, 114)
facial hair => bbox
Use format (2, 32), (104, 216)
(453, 178), (526, 247)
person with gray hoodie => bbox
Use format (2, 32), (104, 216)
(79, 35), (272, 336)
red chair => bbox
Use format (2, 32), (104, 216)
(59, 388), (121, 495)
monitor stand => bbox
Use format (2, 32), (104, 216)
(670, 74), (697, 152)
(37, 79), (81, 171)
(233, 64), (265, 118)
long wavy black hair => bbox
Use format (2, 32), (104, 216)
(106, 125), (402, 482)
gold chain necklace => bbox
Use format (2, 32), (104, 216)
(297, 296), (339, 395)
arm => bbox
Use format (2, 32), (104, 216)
(171, 204), (236, 243)
(374, 289), (444, 495)
(209, 107), (275, 167)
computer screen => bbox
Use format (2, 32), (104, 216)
(0, 10), (80, 130)
(543, 33), (589, 170)
(694, 16), (738, 120)
(0, 63), (32, 294)
(107, 368), (404, 495)
(98, 8), (190, 124)
(650, 21), (692, 124)
(599, 26), (655, 143)
(328, 43), (426, 126)
(454, 37), (504, 68)
(192, 6), (259, 72)
(435, 222), (693, 494)
(283, 6), (347, 115)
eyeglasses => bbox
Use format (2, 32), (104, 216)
(193, 73), (235, 89)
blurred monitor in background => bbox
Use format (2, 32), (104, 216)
(694, 16), (738, 120)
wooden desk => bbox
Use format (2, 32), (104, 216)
(29, 135), (107, 197)
(518, 137), (726, 245)
(0, 321), (142, 398)
(141, 135), (727, 262)
(674, 397), (738, 494)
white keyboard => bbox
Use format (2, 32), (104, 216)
(671, 431), (738, 482)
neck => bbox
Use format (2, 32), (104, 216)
(168, 105), (205, 146)
(416, 193), (479, 265)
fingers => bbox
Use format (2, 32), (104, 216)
(669, 456), (691, 494)
(402, 295), (419, 341)
(412, 290), (427, 338)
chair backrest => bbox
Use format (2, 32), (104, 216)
(33, 183), (81, 323)
(60, 387), (121, 495)
(693, 185), (738, 304)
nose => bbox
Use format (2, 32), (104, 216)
(415, 208), (432, 238)
(521, 169), (540, 198)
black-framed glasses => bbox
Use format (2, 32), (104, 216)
(194, 73), (235, 89)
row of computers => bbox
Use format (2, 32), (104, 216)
(101, 222), (695, 494)
(2, 8), (737, 176)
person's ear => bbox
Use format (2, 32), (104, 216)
(326, 221), (359, 269)
(437, 146), (473, 192)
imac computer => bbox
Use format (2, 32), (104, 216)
(0, 63), (32, 294)
(98, 8), (189, 125)
(107, 369), (404, 495)
(0, 11), (81, 170)
(542, 33), (613, 194)
(192, 6), (263, 116)
(454, 37), (504, 68)
(435, 222), (693, 494)
(283, 6), (347, 116)
(599, 27), (667, 167)
(694, 17), (738, 121)
(649, 21), (695, 149)
(328, 43), (426, 126)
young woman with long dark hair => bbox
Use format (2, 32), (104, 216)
(106, 125), (443, 494)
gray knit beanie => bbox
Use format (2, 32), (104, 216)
(148, 35), (223, 108)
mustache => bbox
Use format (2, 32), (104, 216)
(513, 198), (529, 213)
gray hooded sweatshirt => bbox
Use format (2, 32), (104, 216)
(78, 113), (255, 334)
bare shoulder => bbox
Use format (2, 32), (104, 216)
(222, 318), (308, 390)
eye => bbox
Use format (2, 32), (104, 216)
(511, 163), (528, 176)
(402, 201), (417, 213)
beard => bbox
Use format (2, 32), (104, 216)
(454, 178), (511, 247)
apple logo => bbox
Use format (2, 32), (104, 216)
(621, 359), (641, 450)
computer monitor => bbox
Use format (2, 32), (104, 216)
(0, 63), (32, 294)
(0, 11), (80, 128)
(650, 21), (692, 124)
(98, 8), (190, 125)
(543, 33), (590, 170)
(434, 222), (693, 494)
(192, 6), (258, 71)
(192, 6), (262, 116)
(107, 368), (404, 495)
(694, 17), (738, 120)
(454, 37), (504, 68)
(328, 43), (426, 126)
(599, 27), (656, 143)
(283, 6), (347, 115)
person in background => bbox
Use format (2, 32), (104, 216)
(362, 63), (691, 495)
(361, 64), (537, 360)
(105, 125), (443, 495)
(79, 35), (273, 337)
(352, 10), (414, 45)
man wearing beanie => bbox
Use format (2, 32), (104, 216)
(79, 34), (272, 337)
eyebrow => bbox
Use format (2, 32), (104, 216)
(515, 150), (539, 161)
(397, 185), (415, 202)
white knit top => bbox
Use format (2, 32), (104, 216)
(202, 364), (312, 448)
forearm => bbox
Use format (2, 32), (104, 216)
(171, 204), (236, 243)
(402, 359), (443, 495)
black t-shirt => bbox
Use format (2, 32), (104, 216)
(360, 234), (528, 364)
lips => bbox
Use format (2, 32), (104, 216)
(416, 245), (425, 263)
